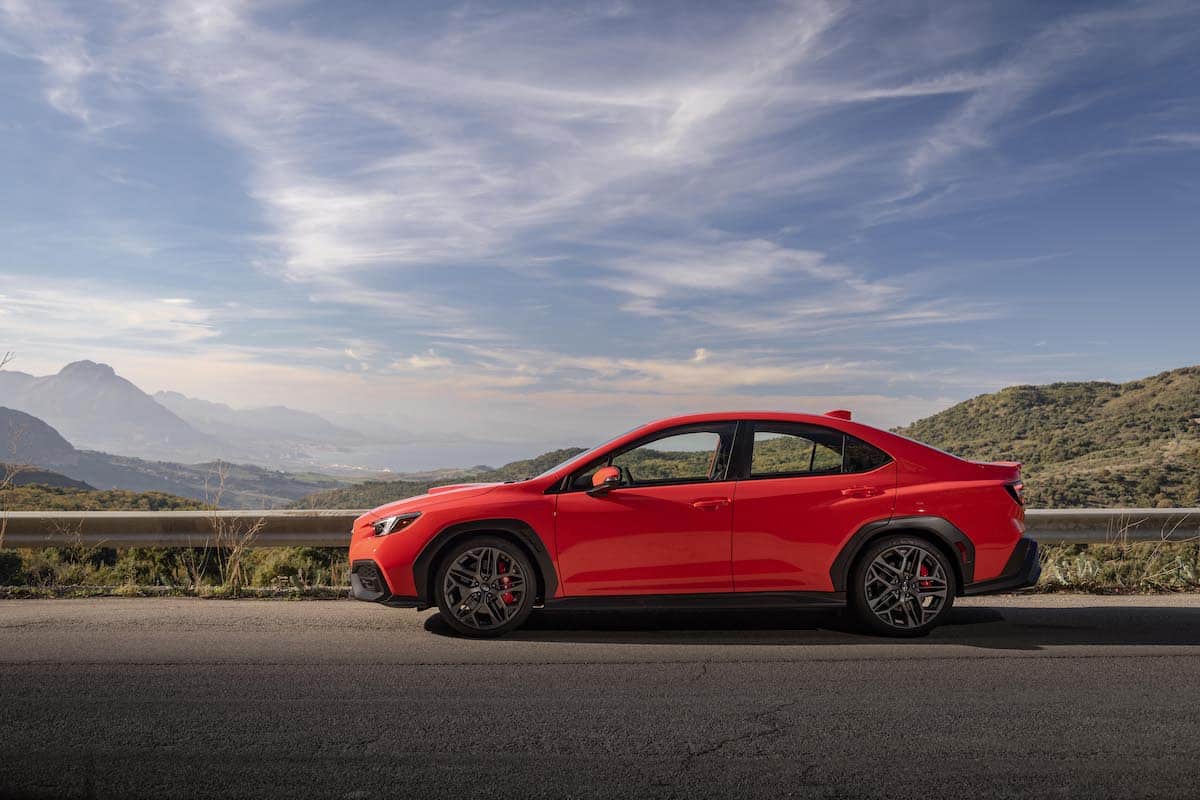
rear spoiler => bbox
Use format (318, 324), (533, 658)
(969, 460), (1022, 476)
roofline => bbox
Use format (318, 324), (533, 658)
(534, 410), (887, 485)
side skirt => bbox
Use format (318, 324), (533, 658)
(541, 591), (846, 612)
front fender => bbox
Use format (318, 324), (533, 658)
(411, 518), (559, 609)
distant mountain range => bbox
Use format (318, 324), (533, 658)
(154, 391), (363, 446)
(0, 361), (217, 461)
(1, 405), (350, 508)
(0, 360), (373, 470)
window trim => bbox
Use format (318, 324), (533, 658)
(733, 420), (893, 481)
(558, 421), (740, 493)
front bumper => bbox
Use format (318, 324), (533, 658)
(963, 537), (1041, 596)
(350, 560), (419, 608)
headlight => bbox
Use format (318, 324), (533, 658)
(372, 512), (421, 536)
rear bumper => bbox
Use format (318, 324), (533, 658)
(963, 537), (1041, 596)
(350, 560), (419, 608)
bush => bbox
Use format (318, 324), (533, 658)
(0, 550), (22, 584)
(0, 546), (351, 593)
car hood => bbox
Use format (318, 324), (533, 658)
(356, 482), (505, 525)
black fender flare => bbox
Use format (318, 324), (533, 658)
(412, 518), (558, 608)
(829, 515), (975, 593)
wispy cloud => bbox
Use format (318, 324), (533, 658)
(0, 282), (217, 353)
(1, 0), (1199, 450)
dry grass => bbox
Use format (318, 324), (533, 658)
(1038, 514), (1200, 592)
(0, 545), (351, 594)
(176, 463), (267, 595)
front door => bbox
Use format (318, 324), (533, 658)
(554, 423), (737, 596)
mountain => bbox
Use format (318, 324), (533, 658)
(1, 407), (78, 467)
(63, 452), (350, 508)
(895, 366), (1200, 508)
(295, 447), (587, 508)
(0, 406), (350, 508)
(0, 361), (217, 461)
(152, 393), (362, 450)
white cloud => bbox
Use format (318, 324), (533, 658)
(1145, 132), (1200, 148)
(0, 282), (218, 351)
(2, 0), (1197, 455)
(559, 352), (878, 393)
(400, 351), (453, 370)
(0, 0), (121, 130)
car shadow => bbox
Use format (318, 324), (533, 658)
(423, 601), (1200, 651)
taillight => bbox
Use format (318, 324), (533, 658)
(1005, 480), (1025, 506)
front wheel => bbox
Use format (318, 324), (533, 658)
(849, 535), (956, 637)
(434, 536), (536, 638)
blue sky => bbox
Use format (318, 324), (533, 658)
(1, 0), (1199, 453)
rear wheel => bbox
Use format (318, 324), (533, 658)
(849, 535), (955, 637)
(434, 536), (536, 638)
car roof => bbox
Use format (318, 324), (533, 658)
(605, 410), (886, 455)
(640, 410), (861, 429)
(535, 409), (956, 483)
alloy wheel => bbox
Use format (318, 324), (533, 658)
(441, 546), (528, 631)
(863, 543), (949, 630)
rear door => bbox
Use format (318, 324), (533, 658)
(732, 422), (896, 592)
(554, 423), (737, 596)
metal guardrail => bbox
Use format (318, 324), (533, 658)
(0, 510), (365, 547)
(1023, 509), (1200, 544)
(0, 508), (1197, 548)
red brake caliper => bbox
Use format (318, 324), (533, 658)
(918, 563), (931, 589)
(498, 560), (515, 604)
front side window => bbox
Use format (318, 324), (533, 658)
(748, 422), (891, 478)
(569, 423), (736, 490)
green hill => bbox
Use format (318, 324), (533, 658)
(895, 366), (1200, 508)
(66, 452), (350, 509)
(0, 483), (203, 511)
(3, 465), (92, 491)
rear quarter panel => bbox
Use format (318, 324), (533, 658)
(732, 463), (897, 591)
(891, 456), (1025, 583)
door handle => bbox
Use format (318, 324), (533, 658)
(692, 497), (731, 510)
(841, 486), (883, 499)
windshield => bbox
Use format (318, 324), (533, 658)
(531, 425), (643, 480)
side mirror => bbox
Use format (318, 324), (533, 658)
(588, 466), (622, 496)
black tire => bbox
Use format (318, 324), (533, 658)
(434, 536), (537, 638)
(849, 535), (956, 637)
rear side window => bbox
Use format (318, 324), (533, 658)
(748, 423), (891, 478)
(843, 435), (892, 473)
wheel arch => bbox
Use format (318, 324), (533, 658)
(412, 518), (557, 610)
(830, 515), (974, 596)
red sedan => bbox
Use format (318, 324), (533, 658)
(349, 411), (1039, 637)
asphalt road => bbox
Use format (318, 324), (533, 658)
(4, 596), (1200, 799)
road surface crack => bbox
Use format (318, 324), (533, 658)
(652, 695), (801, 786)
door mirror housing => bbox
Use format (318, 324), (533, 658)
(588, 466), (622, 495)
